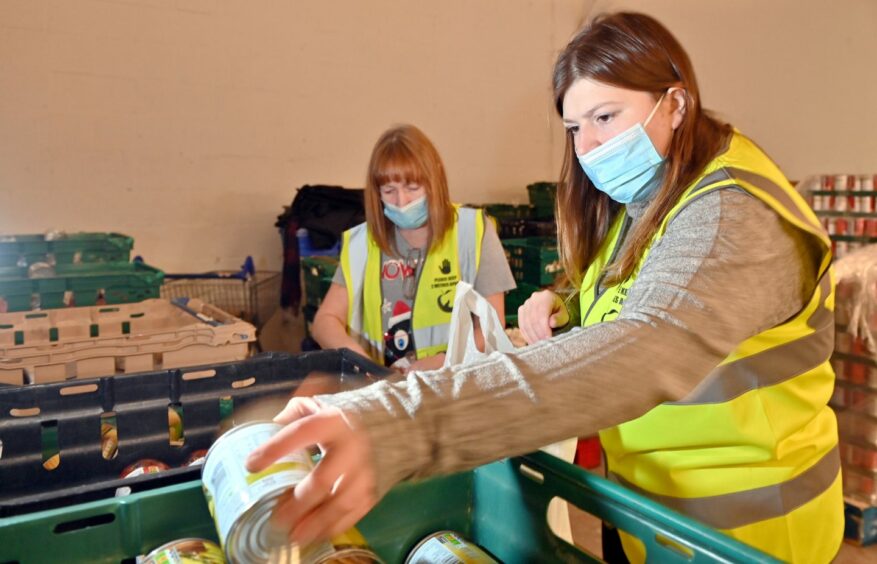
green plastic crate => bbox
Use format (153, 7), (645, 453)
(527, 182), (557, 220)
(0, 233), (134, 268)
(484, 204), (533, 222)
(505, 282), (541, 315)
(0, 262), (164, 312)
(302, 255), (339, 309)
(0, 452), (779, 563)
(502, 237), (562, 286)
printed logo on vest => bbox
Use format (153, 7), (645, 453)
(437, 289), (454, 313)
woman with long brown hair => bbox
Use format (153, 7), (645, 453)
(312, 124), (514, 371)
(250, 13), (842, 562)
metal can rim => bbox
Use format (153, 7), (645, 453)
(142, 537), (222, 564)
(404, 530), (490, 564)
(201, 420), (277, 481)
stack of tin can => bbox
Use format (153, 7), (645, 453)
(832, 249), (877, 507)
(806, 174), (877, 259)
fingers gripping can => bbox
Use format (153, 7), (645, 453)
(202, 421), (314, 563)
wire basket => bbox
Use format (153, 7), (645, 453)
(159, 257), (280, 331)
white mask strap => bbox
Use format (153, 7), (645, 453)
(643, 89), (671, 128)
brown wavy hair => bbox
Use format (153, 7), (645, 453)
(553, 12), (731, 287)
(364, 124), (455, 256)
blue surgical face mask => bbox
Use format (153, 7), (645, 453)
(576, 91), (669, 204)
(383, 196), (428, 229)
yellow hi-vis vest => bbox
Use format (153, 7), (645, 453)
(580, 131), (842, 563)
(341, 205), (485, 364)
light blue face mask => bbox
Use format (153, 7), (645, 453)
(383, 196), (429, 229)
(577, 91), (669, 204)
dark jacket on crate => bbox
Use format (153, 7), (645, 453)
(276, 185), (365, 311)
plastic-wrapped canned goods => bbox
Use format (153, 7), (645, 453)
(842, 465), (877, 505)
(841, 442), (877, 472)
(405, 531), (498, 564)
(837, 411), (877, 447)
(844, 386), (877, 417)
(141, 538), (225, 564)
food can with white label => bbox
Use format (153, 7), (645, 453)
(202, 421), (314, 564)
(404, 531), (497, 564)
(141, 538), (226, 564)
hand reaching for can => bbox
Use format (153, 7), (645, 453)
(518, 289), (569, 344)
(244, 397), (378, 546)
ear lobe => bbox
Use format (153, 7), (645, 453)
(670, 88), (687, 130)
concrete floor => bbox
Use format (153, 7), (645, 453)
(259, 309), (877, 563)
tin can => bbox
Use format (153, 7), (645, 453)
(101, 422), (118, 460)
(185, 449), (209, 467)
(405, 531), (497, 564)
(141, 538), (225, 564)
(201, 421), (314, 564)
(269, 529), (382, 564)
(121, 458), (169, 479)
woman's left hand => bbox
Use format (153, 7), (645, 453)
(245, 397), (378, 545)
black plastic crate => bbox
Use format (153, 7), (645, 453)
(0, 350), (388, 517)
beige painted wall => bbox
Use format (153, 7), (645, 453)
(586, 0), (877, 181)
(0, 0), (585, 272)
(2, 1), (875, 273)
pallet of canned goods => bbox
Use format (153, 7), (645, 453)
(0, 349), (388, 519)
(801, 173), (877, 259)
(0, 260), (164, 313)
(0, 231), (134, 268)
(0, 298), (256, 386)
(160, 256), (281, 332)
(0, 450), (778, 563)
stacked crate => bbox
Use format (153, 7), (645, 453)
(831, 246), (877, 545)
(0, 233), (252, 387)
(301, 255), (339, 339)
(0, 298), (256, 386)
(472, 182), (561, 326)
(0, 232), (163, 313)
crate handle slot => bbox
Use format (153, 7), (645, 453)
(182, 369), (216, 381)
(25, 312), (48, 319)
(231, 377), (256, 389)
(53, 512), (115, 534)
(655, 533), (695, 560)
(10, 407), (39, 417)
(518, 463), (544, 484)
(97, 307), (120, 314)
(59, 383), (98, 396)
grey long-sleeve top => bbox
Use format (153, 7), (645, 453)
(320, 187), (822, 497)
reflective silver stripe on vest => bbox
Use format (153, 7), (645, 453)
(690, 168), (823, 234)
(609, 444), (840, 530)
(674, 274), (833, 405)
(413, 324), (451, 349)
(665, 166), (833, 405)
(456, 207), (479, 284)
(727, 167), (824, 232)
(346, 224), (369, 337)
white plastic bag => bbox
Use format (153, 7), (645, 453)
(443, 281), (577, 542)
(443, 282), (516, 367)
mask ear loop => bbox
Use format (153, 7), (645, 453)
(643, 90), (669, 128)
